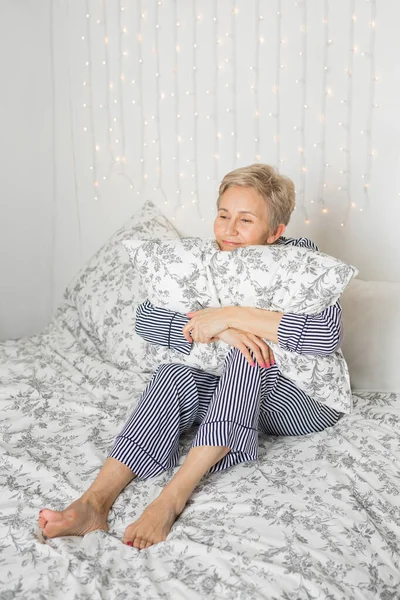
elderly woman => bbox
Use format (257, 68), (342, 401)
(38, 164), (343, 549)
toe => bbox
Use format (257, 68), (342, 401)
(41, 509), (67, 523)
(139, 539), (147, 550)
(145, 541), (152, 549)
(132, 538), (142, 550)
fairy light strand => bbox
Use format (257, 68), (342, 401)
(153, 0), (170, 208)
(316, 0), (330, 210)
(115, 1), (135, 190)
(299, 1), (308, 222)
(363, 0), (377, 207)
(137, 2), (146, 191)
(191, 0), (203, 219)
(214, 2), (220, 188)
(102, 0), (117, 181)
(84, 0), (99, 198)
(66, 1), (83, 264)
(173, 2), (181, 217)
(275, 1), (282, 169)
(341, 0), (355, 227)
(49, 0), (56, 314)
(232, 3), (238, 168)
(254, 0), (261, 162)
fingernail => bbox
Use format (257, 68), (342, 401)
(260, 363), (267, 368)
(265, 363), (270, 368)
(127, 541), (133, 546)
(251, 362), (256, 367)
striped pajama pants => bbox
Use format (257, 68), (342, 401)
(109, 348), (341, 479)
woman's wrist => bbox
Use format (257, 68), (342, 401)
(225, 306), (283, 343)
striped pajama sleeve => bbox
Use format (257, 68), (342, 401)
(135, 299), (192, 355)
(277, 303), (343, 356)
(275, 235), (343, 356)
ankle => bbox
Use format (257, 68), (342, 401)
(80, 490), (113, 514)
(159, 485), (189, 515)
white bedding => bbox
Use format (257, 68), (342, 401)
(1, 300), (400, 599)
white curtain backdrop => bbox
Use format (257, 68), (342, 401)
(1, 0), (399, 340)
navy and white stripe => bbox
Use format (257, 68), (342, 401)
(109, 347), (341, 479)
(108, 236), (343, 479)
(135, 301), (191, 355)
(275, 236), (343, 354)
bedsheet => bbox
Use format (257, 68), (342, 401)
(1, 302), (400, 600)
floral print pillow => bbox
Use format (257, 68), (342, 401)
(63, 201), (180, 372)
(123, 237), (358, 413)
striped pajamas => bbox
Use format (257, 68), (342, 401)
(108, 236), (343, 479)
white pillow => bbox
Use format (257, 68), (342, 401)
(63, 201), (180, 371)
(341, 278), (400, 392)
(124, 237), (358, 413)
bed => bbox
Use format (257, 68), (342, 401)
(1, 202), (400, 599)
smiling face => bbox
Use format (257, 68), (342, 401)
(213, 185), (285, 251)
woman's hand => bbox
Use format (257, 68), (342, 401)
(182, 307), (230, 343)
(216, 328), (275, 368)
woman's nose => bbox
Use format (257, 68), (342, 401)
(225, 219), (238, 235)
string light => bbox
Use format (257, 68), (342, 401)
(153, 0), (170, 209)
(173, 1), (181, 215)
(316, 0), (330, 210)
(363, 0), (377, 207)
(254, 0), (261, 162)
(232, 1), (238, 167)
(115, 0), (135, 190)
(84, 0), (99, 199)
(298, 1), (308, 223)
(190, 0), (203, 219)
(341, 0), (355, 228)
(275, 2), (282, 168)
(213, 1), (219, 191)
(68, 2), (381, 237)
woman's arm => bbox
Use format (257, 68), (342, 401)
(185, 301), (343, 356)
(135, 300), (192, 355)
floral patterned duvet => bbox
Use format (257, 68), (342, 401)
(1, 299), (400, 600)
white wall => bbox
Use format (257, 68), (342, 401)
(1, 0), (399, 341)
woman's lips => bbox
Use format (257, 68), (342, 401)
(222, 240), (240, 246)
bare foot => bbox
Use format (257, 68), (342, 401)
(38, 494), (109, 539)
(123, 492), (185, 550)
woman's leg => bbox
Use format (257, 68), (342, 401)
(38, 363), (219, 538)
(258, 365), (342, 436)
(123, 348), (263, 549)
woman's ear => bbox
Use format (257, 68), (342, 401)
(266, 223), (286, 244)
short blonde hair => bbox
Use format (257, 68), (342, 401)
(217, 163), (295, 233)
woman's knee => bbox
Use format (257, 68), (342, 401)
(153, 363), (189, 379)
(224, 347), (247, 366)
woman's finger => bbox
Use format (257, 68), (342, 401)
(245, 341), (265, 368)
(182, 321), (194, 343)
(238, 343), (255, 367)
(268, 347), (275, 366)
(249, 335), (270, 366)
